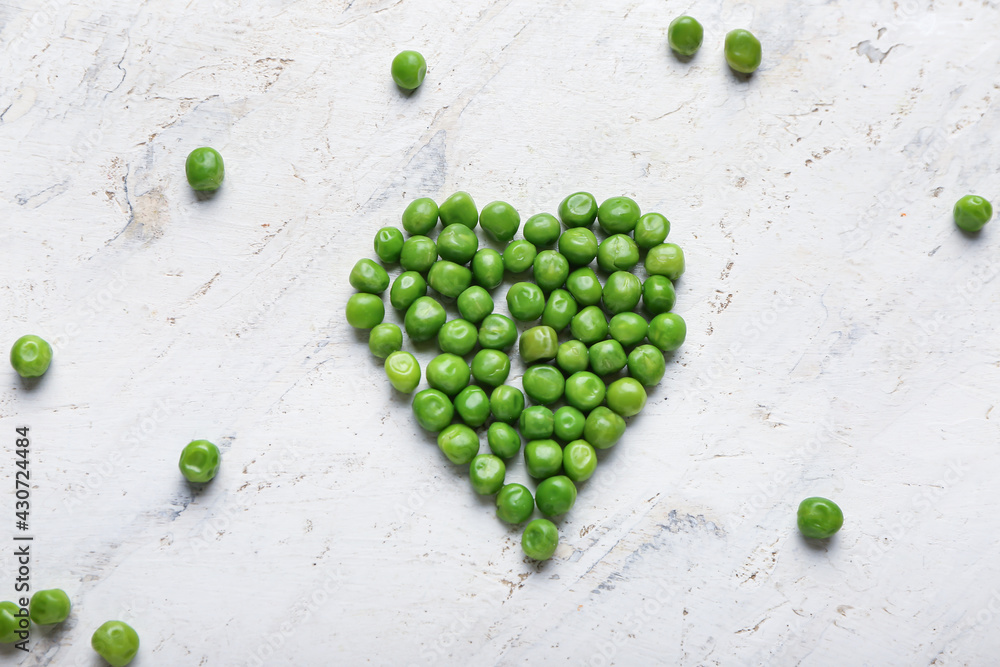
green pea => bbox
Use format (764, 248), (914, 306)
(565, 267), (603, 306)
(647, 312), (686, 352)
(345, 293), (385, 329)
(589, 339), (627, 376)
(522, 364), (565, 405)
(478, 314), (518, 351)
(389, 271), (427, 310)
(399, 235), (437, 273)
(627, 345), (666, 386)
(606, 377), (647, 417)
(584, 406), (626, 449)
(391, 50), (427, 90)
(457, 286), (495, 323)
(597, 196), (641, 234)
(177, 439), (221, 484)
(0, 601), (21, 643)
(519, 405), (555, 440)
(645, 243), (685, 280)
(553, 406), (586, 442)
(368, 323), (403, 358)
(541, 289), (578, 332)
(438, 319), (478, 355)
(797, 497), (844, 539)
(385, 351), (421, 393)
(349, 258), (390, 294)
(427, 260), (472, 298)
(570, 306), (608, 344)
(425, 353), (471, 397)
(634, 212), (670, 249)
(724, 29), (762, 74)
(454, 385), (491, 427)
(502, 239), (537, 273)
(439, 191), (479, 229)
(506, 282), (546, 321)
(470, 454), (506, 495)
(412, 388), (454, 432)
(596, 234), (639, 273)
(535, 475), (577, 517)
(519, 325), (559, 363)
(401, 197), (439, 235)
(524, 439), (563, 479)
(91, 620), (140, 667)
(602, 271), (642, 315)
(564, 371), (606, 412)
(437, 424), (480, 464)
(471, 349), (511, 387)
(472, 248), (504, 290)
(488, 422), (522, 458)
(562, 440), (597, 483)
(496, 483), (534, 524)
(404, 296), (446, 342)
(556, 340), (590, 374)
(642, 275), (676, 315)
(609, 312), (648, 347)
(558, 227), (598, 267)
(436, 223), (479, 264)
(29, 589), (70, 625)
(522, 519), (558, 560)
(530, 251), (568, 293)
(954, 194), (993, 232)
(523, 213), (561, 246)
(9, 335), (52, 378)
(185, 147), (224, 191)
(490, 384), (525, 423)
(558, 192), (598, 228)
(479, 200), (520, 242)
(668, 16), (704, 57)
(374, 226), (405, 262)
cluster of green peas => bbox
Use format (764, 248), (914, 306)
(346, 191), (687, 560)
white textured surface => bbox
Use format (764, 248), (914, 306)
(2, 0), (1000, 665)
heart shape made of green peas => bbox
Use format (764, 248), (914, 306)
(347, 191), (687, 561)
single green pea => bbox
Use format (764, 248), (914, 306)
(436, 223), (479, 264)
(454, 385), (491, 427)
(399, 235), (438, 273)
(457, 286), (495, 324)
(533, 250), (570, 292)
(472, 248), (504, 290)
(10, 335), (52, 378)
(427, 260), (472, 298)
(553, 406), (586, 442)
(0, 601), (22, 643)
(506, 282), (546, 321)
(668, 16), (704, 56)
(385, 351), (421, 393)
(562, 440), (597, 482)
(523, 213), (561, 246)
(490, 384), (525, 423)
(437, 424), (480, 465)
(470, 454), (506, 494)
(374, 226), (405, 262)
(471, 348), (511, 387)
(345, 293), (385, 329)
(369, 323), (403, 358)
(488, 422), (522, 459)
(558, 228), (599, 267)
(425, 353), (471, 397)
(522, 364), (566, 405)
(597, 196), (641, 234)
(185, 147), (224, 191)
(496, 483), (534, 524)
(479, 200), (521, 243)
(606, 377), (647, 417)
(553, 340), (586, 375)
(602, 271), (642, 315)
(412, 389), (454, 432)
(519, 325), (559, 363)
(478, 314), (518, 351)
(609, 312), (648, 347)
(389, 271), (428, 310)
(647, 312), (686, 352)
(563, 371), (606, 412)
(558, 192), (598, 228)
(589, 339), (627, 376)
(541, 289), (578, 332)
(522, 518), (559, 561)
(401, 197), (439, 235)
(404, 296), (446, 342)
(627, 345), (666, 386)
(596, 234), (640, 273)
(797, 497), (844, 539)
(524, 439), (563, 479)
(645, 243), (685, 280)
(437, 319), (478, 355)
(565, 267), (603, 306)
(439, 191), (479, 229)
(391, 50), (427, 90)
(569, 306), (608, 344)
(29, 589), (70, 625)
(954, 195), (993, 232)
(502, 239), (537, 273)
(519, 405), (555, 440)
(634, 212), (670, 249)
(725, 29), (762, 74)
(92, 620), (140, 667)
(535, 475), (577, 517)
(584, 406), (626, 449)
(642, 275), (677, 315)
(349, 258), (390, 294)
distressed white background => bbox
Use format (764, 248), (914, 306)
(1, 0), (999, 665)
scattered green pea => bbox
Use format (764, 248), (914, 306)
(564, 371), (606, 412)
(471, 348), (511, 387)
(506, 282), (546, 321)
(439, 191), (479, 229)
(520, 405), (555, 440)
(565, 267), (603, 306)
(454, 385), (491, 427)
(346, 293), (385, 329)
(562, 440), (597, 482)
(523, 213), (561, 246)
(385, 351), (421, 393)
(642, 275), (676, 315)
(602, 271), (642, 315)
(403, 296), (446, 342)
(633, 212), (670, 249)
(391, 50), (427, 90)
(606, 377), (647, 417)
(185, 147), (224, 192)
(647, 312), (687, 352)
(503, 239), (537, 273)
(596, 234), (640, 273)
(597, 196), (640, 234)
(401, 197), (439, 235)
(626, 345), (666, 386)
(470, 454), (506, 494)
(724, 29), (762, 74)
(0, 601), (22, 643)
(533, 250), (570, 292)
(91, 620), (140, 667)
(496, 483), (534, 523)
(427, 260), (472, 298)
(589, 339), (628, 376)
(479, 200), (521, 242)
(10, 335), (52, 378)
(519, 325), (559, 364)
(349, 258), (390, 294)
(558, 227), (599, 267)
(556, 340), (590, 374)
(645, 243), (685, 280)
(478, 313), (518, 351)
(399, 235), (438, 273)
(609, 312), (648, 347)
(472, 248), (505, 290)
(541, 289), (578, 331)
(179, 440), (221, 483)
(954, 195), (993, 232)
(668, 16), (704, 57)
(524, 439), (563, 479)
(522, 364), (565, 405)
(29, 589), (70, 625)
(521, 518), (558, 560)
(389, 271), (428, 310)
(553, 406), (586, 442)
(570, 306), (608, 344)
(436, 223), (479, 264)
(535, 475), (577, 517)
(374, 226), (405, 262)
(490, 384), (525, 423)
(797, 497), (844, 539)
(437, 424), (480, 464)
(584, 406), (626, 449)
(558, 192), (598, 228)
(488, 422), (522, 459)
(456, 286), (495, 324)
(437, 319), (478, 355)
(412, 388), (454, 432)
(425, 353), (471, 397)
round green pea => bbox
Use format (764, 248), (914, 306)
(645, 243), (685, 280)
(522, 364), (565, 405)
(91, 620), (140, 667)
(553, 406), (586, 442)
(627, 345), (666, 386)
(606, 377), (647, 417)
(391, 50), (427, 90)
(488, 422), (522, 459)
(425, 353), (471, 397)
(437, 319), (478, 355)
(954, 194), (993, 232)
(437, 424), (480, 465)
(385, 351), (421, 393)
(471, 348), (511, 387)
(470, 454), (506, 495)
(596, 234), (639, 273)
(589, 339), (627, 376)
(472, 248), (504, 290)
(668, 16), (704, 57)
(404, 296), (446, 342)
(0, 601), (21, 643)
(724, 29), (762, 74)
(402, 197), (439, 235)
(506, 282), (546, 321)
(602, 271), (642, 315)
(178, 440), (221, 483)
(634, 213), (670, 249)
(541, 289), (578, 332)
(490, 384), (525, 423)
(647, 312), (686, 352)
(565, 267), (603, 306)
(519, 325), (559, 364)
(412, 389), (454, 432)
(457, 286), (494, 323)
(797, 497), (844, 539)
(584, 406), (626, 449)
(524, 439), (563, 479)
(562, 440), (597, 483)
(349, 258), (390, 294)
(523, 213), (561, 246)
(374, 226), (405, 262)
(609, 312), (648, 347)
(185, 147), (224, 192)
(478, 314), (518, 351)
(454, 385), (491, 427)
(533, 250), (570, 292)
(522, 518), (559, 561)
(436, 223), (479, 264)
(503, 239), (537, 273)
(345, 293), (385, 329)
(558, 192), (598, 228)
(439, 191), (479, 229)
(389, 271), (428, 310)
(496, 483), (534, 524)
(10, 335), (52, 378)
(564, 371), (606, 412)
(519, 405), (555, 440)
(570, 306), (608, 344)
(427, 260), (472, 298)
(642, 275), (676, 315)
(556, 340), (590, 374)
(535, 475), (577, 517)
(399, 235), (438, 273)
(368, 323), (403, 358)
(479, 200), (521, 243)
(558, 228), (598, 267)
(597, 196), (640, 234)
(29, 588), (70, 625)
